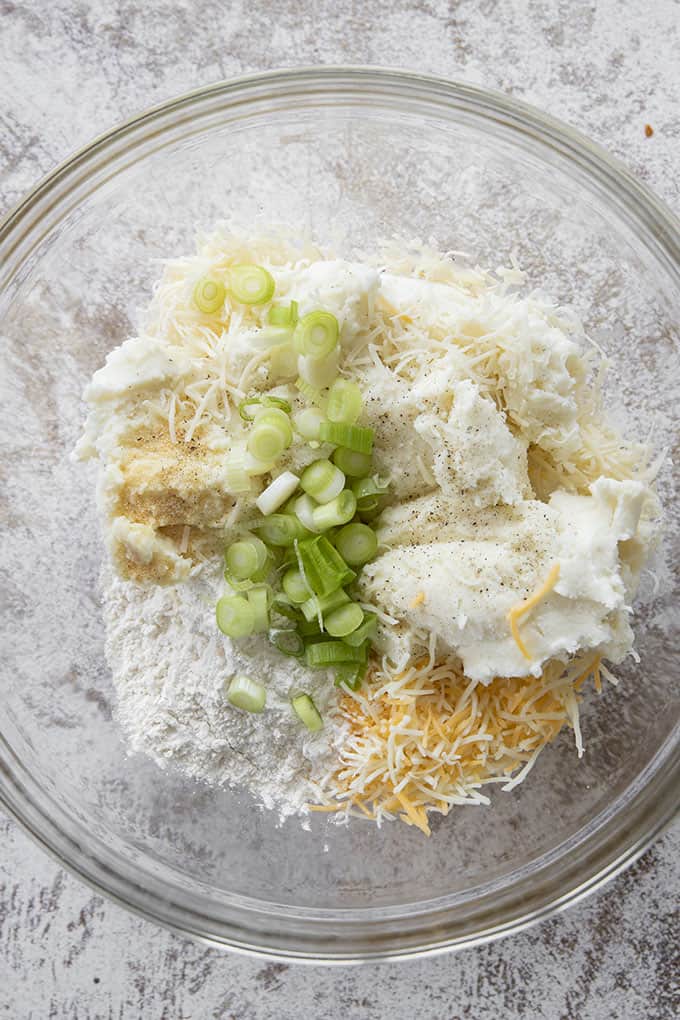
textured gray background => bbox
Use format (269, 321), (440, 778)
(1, 1), (679, 1017)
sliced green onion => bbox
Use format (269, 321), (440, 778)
(293, 407), (327, 442)
(319, 422), (374, 455)
(300, 459), (345, 504)
(268, 300), (299, 327)
(293, 310), (339, 360)
(270, 628), (304, 658)
(342, 612), (377, 647)
(256, 514), (311, 547)
(239, 395), (292, 422)
(256, 471), (300, 515)
(272, 593), (301, 620)
(225, 536), (269, 580)
(312, 490), (357, 530)
(298, 617), (322, 637)
(224, 446), (254, 493)
(305, 641), (366, 667)
(295, 376), (325, 407)
(351, 475), (389, 513)
(193, 276), (226, 315)
(230, 264), (275, 305)
(301, 588), (350, 623)
(223, 570), (256, 592)
(248, 425), (285, 463)
(282, 567), (311, 604)
(292, 493), (322, 533)
(247, 586), (270, 633)
(216, 595), (255, 638)
(244, 451), (276, 476)
(291, 693), (323, 733)
(269, 343), (298, 379)
(334, 522), (378, 566)
(332, 447), (372, 477)
(227, 674), (266, 713)
(297, 351), (339, 389)
(297, 535), (356, 596)
(334, 662), (368, 691)
(252, 406), (293, 441)
(324, 603), (364, 638)
(326, 379), (363, 425)
(247, 410), (293, 463)
(246, 326), (293, 350)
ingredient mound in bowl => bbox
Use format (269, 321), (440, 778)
(76, 227), (660, 834)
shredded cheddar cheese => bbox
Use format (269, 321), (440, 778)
(508, 563), (561, 660)
(319, 651), (603, 835)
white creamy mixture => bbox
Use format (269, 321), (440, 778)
(77, 229), (658, 823)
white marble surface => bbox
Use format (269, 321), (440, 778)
(1, 1), (678, 1016)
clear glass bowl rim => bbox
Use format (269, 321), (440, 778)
(0, 66), (678, 963)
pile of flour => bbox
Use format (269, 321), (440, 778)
(103, 561), (345, 821)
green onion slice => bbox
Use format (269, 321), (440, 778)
(282, 567), (311, 604)
(256, 514), (311, 548)
(296, 535), (356, 597)
(312, 490), (357, 531)
(247, 425), (285, 464)
(247, 410), (293, 463)
(247, 586), (270, 633)
(193, 276), (226, 315)
(291, 693), (323, 733)
(224, 536), (269, 580)
(224, 446), (254, 493)
(298, 351), (339, 390)
(305, 641), (367, 667)
(300, 459), (345, 504)
(297, 617), (322, 637)
(239, 395), (292, 421)
(244, 451), (276, 476)
(295, 376), (326, 407)
(351, 475), (389, 513)
(230, 264), (275, 305)
(271, 593), (301, 620)
(301, 588), (350, 623)
(326, 379), (363, 425)
(292, 493), (322, 533)
(334, 662), (368, 691)
(223, 570), (256, 592)
(216, 595), (255, 638)
(342, 612), (377, 647)
(227, 674), (266, 713)
(333, 522), (378, 566)
(268, 300), (299, 327)
(270, 628), (305, 658)
(319, 422), (374, 455)
(293, 310), (339, 360)
(256, 471), (300, 516)
(324, 603), (364, 638)
(269, 343), (298, 380)
(332, 447), (372, 477)
(293, 407), (327, 442)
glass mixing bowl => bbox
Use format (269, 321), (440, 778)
(0, 69), (678, 962)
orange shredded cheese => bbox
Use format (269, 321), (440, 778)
(410, 590), (426, 608)
(507, 563), (561, 659)
(318, 651), (602, 835)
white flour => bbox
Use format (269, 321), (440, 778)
(103, 560), (345, 821)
